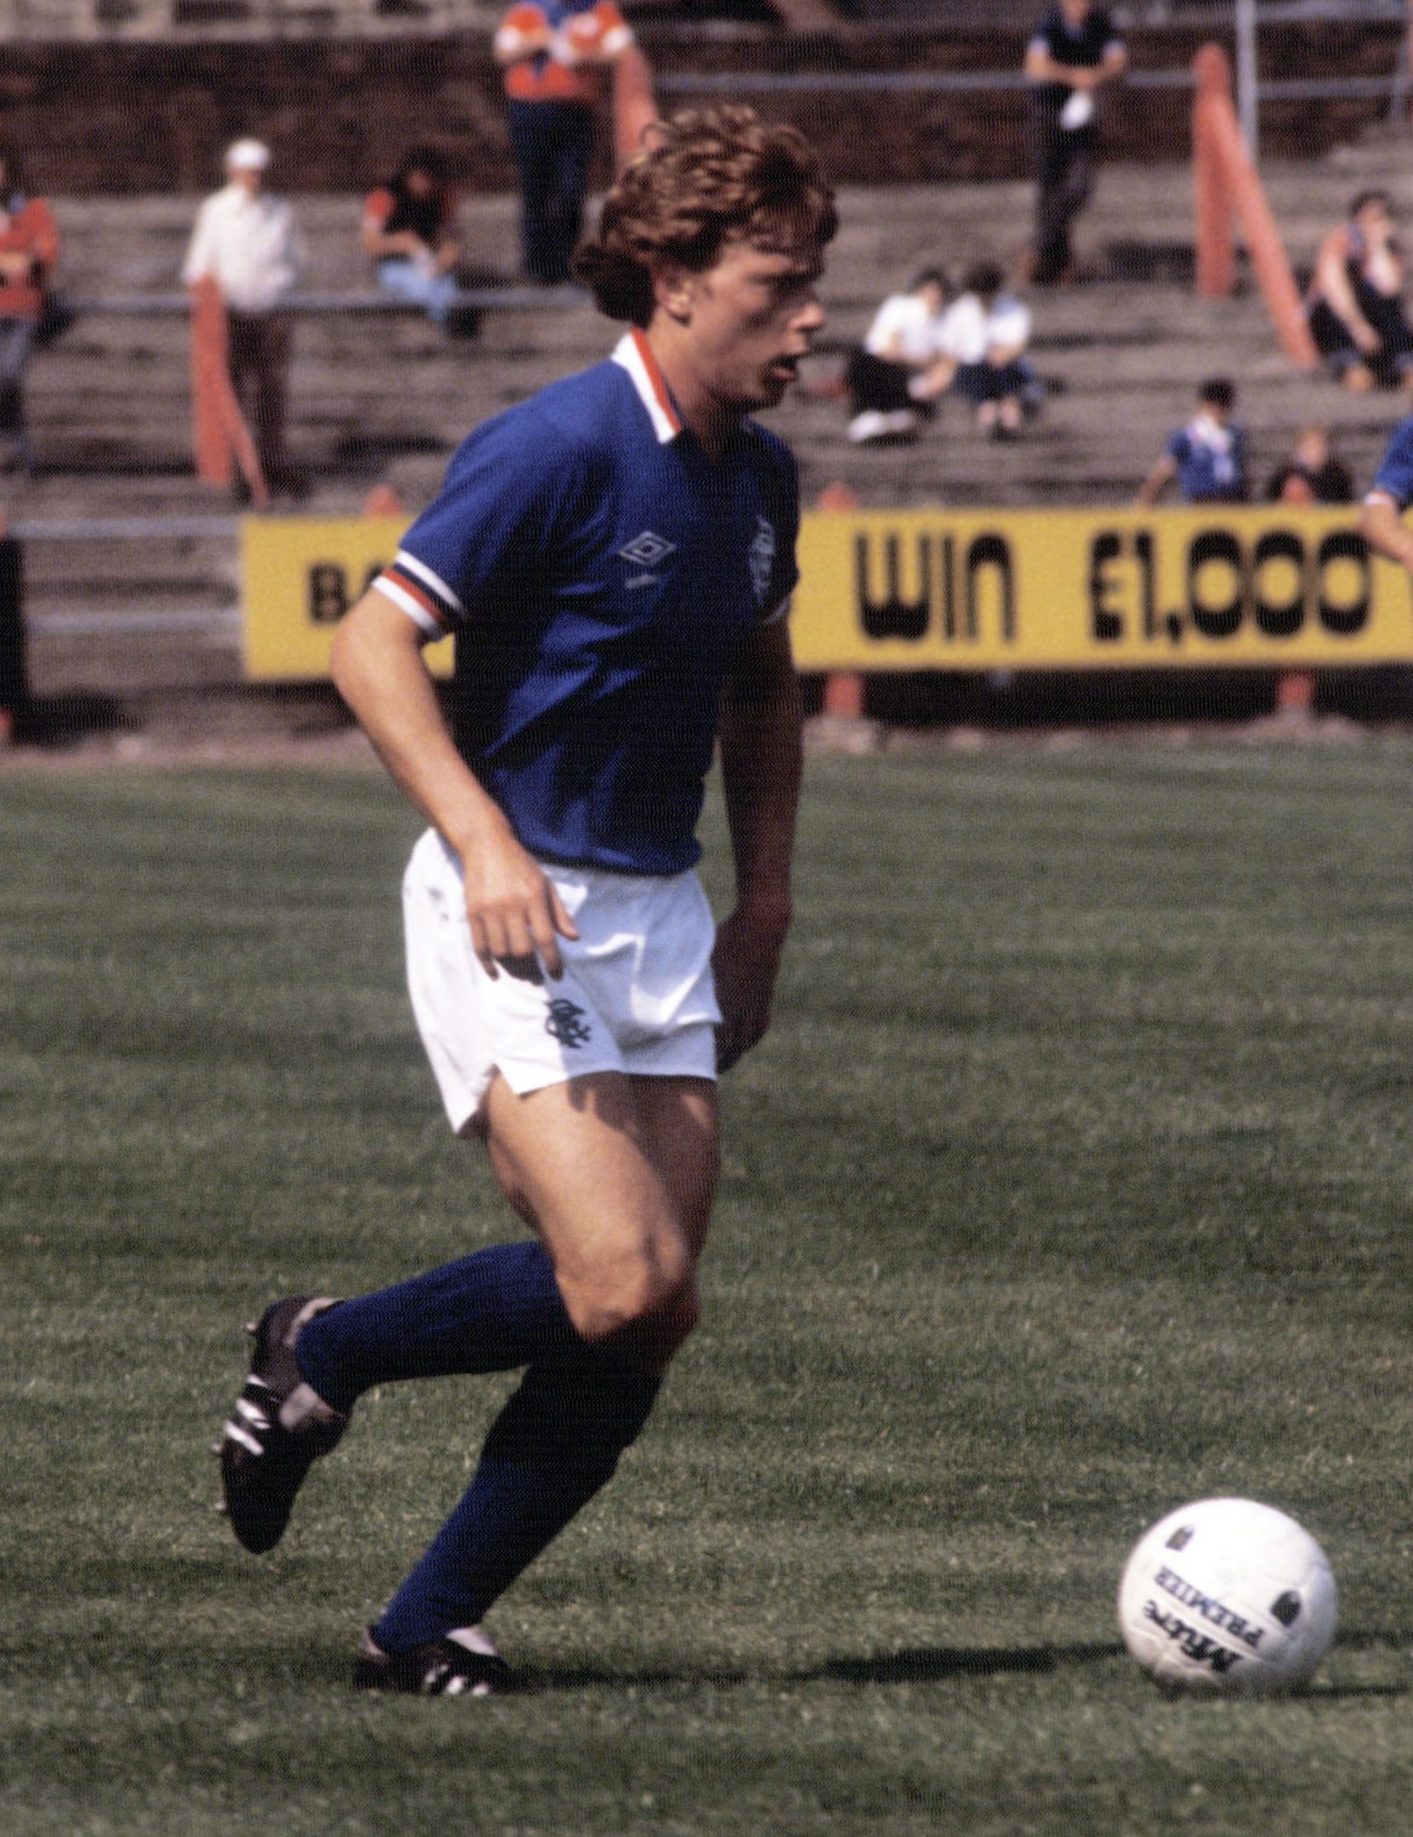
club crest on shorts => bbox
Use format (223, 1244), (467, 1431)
(545, 997), (593, 1048)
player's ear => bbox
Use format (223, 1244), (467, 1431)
(651, 259), (697, 324)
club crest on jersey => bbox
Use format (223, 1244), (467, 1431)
(748, 516), (776, 609)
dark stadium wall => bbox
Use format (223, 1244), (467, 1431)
(2, 20), (1402, 195)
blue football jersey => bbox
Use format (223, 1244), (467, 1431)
(1369, 415), (1413, 510)
(375, 330), (800, 875)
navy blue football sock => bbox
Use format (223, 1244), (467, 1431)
(372, 1358), (662, 1652)
(293, 1240), (579, 1414)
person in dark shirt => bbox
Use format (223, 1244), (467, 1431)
(1305, 190), (1413, 393)
(1264, 424), (1354, 505)
(361, 148), (463, 327)
(1024, 1), (1127, 285)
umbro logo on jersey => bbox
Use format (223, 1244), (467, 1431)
(618, 530), (677, 570)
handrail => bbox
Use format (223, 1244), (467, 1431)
(62, 286), (590, 318)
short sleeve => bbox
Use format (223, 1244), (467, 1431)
(989, 299), (1031, 347)
(375, 408), (586, 638)
(757, 436), (801, 625)
(362, 187), (394, 231)
(1369, 417), (1413, 511)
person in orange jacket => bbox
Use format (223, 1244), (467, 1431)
(0, 149), (59, 474)
(493, 0), (634, 284)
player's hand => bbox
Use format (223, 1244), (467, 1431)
(461, 832), (578, 983)
(712, 902), (789, 1072)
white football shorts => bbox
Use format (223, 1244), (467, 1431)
(402, 828), (722, 1134)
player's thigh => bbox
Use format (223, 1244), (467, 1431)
(628, 1075), (720, 1259)
(482, 1069), (710, 1300)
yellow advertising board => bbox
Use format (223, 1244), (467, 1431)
(241, 515), (449, 681)
(792, 504), (1413, 671)
(241, 504), (1413, 681)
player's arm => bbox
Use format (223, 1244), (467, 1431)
(1358, 492), (1413, 570)
(712, 612), (803, 1072)
(1095, 41), (1128, 87)
(1312, 228), (1379, 353)
(1135, 453), (1177, 506)
(330, 587), (577, 977)
(1025, 39), (1126, 91)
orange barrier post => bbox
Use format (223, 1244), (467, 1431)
(816, 481), (865, 718)
(362, 483), (405, 518)
(612, 45), (659, 170)
(189, 275), (270, 509)
(1191, 44), (1318, 369)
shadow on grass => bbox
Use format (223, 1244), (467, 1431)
(519, 1632), (1411, 1696)
(520, 1640), (1124, 1694)
(819, 1641), (1122, 1684)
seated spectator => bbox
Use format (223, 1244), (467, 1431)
(846, 267), (950, 444)
(917, 261), (1040, 439)
(1136, 377), (1248, 505)
(361, 148), (463, 328)
(0, 148), (59, 475)
(1306, 190), (1413, 393)
(1264, 423), (1354, 505)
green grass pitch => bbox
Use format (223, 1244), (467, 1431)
(4, 740), (1413, 1836)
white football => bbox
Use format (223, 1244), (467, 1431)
(1118, 1497), (1337, 1694)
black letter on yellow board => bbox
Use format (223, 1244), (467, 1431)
(1089, 531), (1124, 642)
(308, 563), (350, 625)
(1250, 530), (1305, 639)
(966, 534), (1015, 642)
(1187, 530), (1243, 640)
(857, 534), (930, 641)
(1315, 531), (1371, 637)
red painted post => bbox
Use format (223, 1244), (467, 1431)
(1191, 44), (1318, 368)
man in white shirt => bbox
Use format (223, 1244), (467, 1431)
(183, 138), (303, 493)
(845, 267), (949, 444)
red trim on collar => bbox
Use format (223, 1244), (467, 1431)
(629, 327), (683, 434)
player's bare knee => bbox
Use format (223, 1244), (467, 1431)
(563, 1248), (696, 1347)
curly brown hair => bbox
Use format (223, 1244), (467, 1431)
(573, 105), (837, 327)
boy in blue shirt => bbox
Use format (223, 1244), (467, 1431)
(1136, 377), (1249, 507)
(216, 105), (836, 1696)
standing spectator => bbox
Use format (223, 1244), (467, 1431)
(1306, 190), (1413, 394)
(1264, 424), (1354, 505)
(182, 138), (303, 495)
(1024, 0), (1127, 286)
(0, 150), (59, 476)
(494, 0), (634, 286)
(361, 148), (463, 329)
(845, 267), (949, 444)
(919, 261), (1039, 439)
(1136, 377), (1249, 506)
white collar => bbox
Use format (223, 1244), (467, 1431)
(612, 329), (682, 444)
